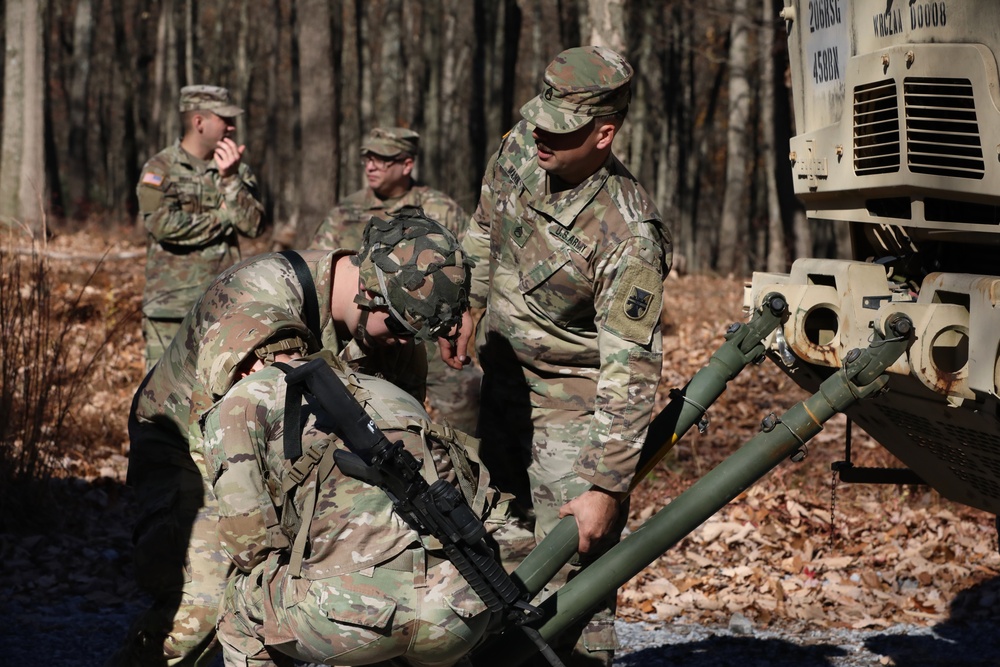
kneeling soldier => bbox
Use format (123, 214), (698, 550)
(205, 351), (502, 666)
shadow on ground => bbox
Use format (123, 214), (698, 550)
(616, 577), (1000, 667)
(617, 635), (848, 666)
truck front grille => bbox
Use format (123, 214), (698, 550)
(854, 79), (901, 175)
(904, 78), (984, 180)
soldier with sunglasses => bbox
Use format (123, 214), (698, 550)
(109, 209), (472, 667)
(309, 126), (483, 436)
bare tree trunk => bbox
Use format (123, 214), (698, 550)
(295, 0), (337, 246)
(338, 0), (363, 203)
(587, 0), (631, 165)
(235, 0), (250, 141)
(471, 0), (518, 191)
(264, 0), (281, 229)
(761, 0), (785, 272)
(793, 207), (810, 259)
(1, 0), (48, 235)
(718, 0), (752, 276)
(184, 0), (194, 85)
(152, 0), (180, 154)
(587, 0), (624, 48)
(66, 0), (94, 219)
(834, 220), (852, 259)
(678, 2), (698, 272)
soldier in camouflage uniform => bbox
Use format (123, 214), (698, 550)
(110, 211), (473, 667)
(137, 85), (265, 370)
(309, 127), (483, 436)
(444, 46), (673, 666)
(206, 352), (498, 667)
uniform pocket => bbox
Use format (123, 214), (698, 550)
(176, 183), (201, 213)
(315, 579), (397, 630)
(519, 248), (590, 326)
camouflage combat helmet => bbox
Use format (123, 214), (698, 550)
(198, 302), (315, 399)
(352, 206), (473, 342)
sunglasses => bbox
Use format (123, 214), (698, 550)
(362, 154), (403, 170)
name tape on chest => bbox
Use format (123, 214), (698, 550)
(548, 224), (592, 257)
(502, 163), (524, 190)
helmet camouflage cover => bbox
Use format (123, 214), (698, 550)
(198, 302), (314, 399)
(353, 206), (473, 342)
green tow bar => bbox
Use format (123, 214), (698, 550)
(473, 312), (913, 667)
(510, 292), (789, 599)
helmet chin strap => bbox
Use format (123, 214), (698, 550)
(355, 306), (373, 348)
(354, 275), (397, 348)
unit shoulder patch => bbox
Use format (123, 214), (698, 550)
(603, 257), (663, 345)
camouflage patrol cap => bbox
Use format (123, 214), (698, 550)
(361, 127), (420, 158)
(353, 206), (472, 342)
(179, 85), (244, 117)
(520, 46), (633, 134)
(198, 303), (314, 399)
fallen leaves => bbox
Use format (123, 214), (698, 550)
(1, 236), (997, 636)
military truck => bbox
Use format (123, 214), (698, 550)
(746, 0), (1000, 515)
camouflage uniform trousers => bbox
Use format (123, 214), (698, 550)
(479, 399), (622, 667)
(218, 546), (491, 667)
(111, 449), (233, 667)
(143, 317), (184, 372)
(424, 346), (482, 436)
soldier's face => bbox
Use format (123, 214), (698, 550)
(360, 302), (416, 348)
(364, 154), (412, 197)
(532, 120), (615, 185)
(203, 112), (236, 144)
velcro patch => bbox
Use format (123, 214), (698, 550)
(141, 171), (165, 188)
(603, 257), (663, 345)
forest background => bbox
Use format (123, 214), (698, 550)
(0, 0), (837, 275)
(2, 0), (1000, 652)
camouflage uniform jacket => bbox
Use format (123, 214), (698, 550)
(138, 140), (265, 319)
(129, 250), (427, 480)
(204, 356), (487, 579)
(309, 184), (466, 251)
(461, 120), (672, 493)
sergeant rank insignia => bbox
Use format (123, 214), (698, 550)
(624, 286), (653, 320)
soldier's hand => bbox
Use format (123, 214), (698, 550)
(439, 310), (474, 370)
(558, 488), (620, 554)
(215, 137), (245, 178)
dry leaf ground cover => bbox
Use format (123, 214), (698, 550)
(1, 227), (997, 641)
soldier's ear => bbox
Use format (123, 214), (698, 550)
(594, 121), (616, 151)
(401, 157), (415, 177)
(190, 112), (207, 133)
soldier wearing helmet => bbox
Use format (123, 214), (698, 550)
(206, 352), (501, 667)
(109, 209), (473, 667)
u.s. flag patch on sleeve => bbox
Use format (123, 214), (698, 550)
(141, 171), (164, 187)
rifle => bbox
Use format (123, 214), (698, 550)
(280, 358), (564, 665)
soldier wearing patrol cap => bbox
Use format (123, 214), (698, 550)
(444, 46), (673, 666)
(310, 126), (467, 265)
(310, 127), (483, 436)
(137, 84), (264, 370)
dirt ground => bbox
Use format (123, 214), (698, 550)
(1, 225), (998, 649)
